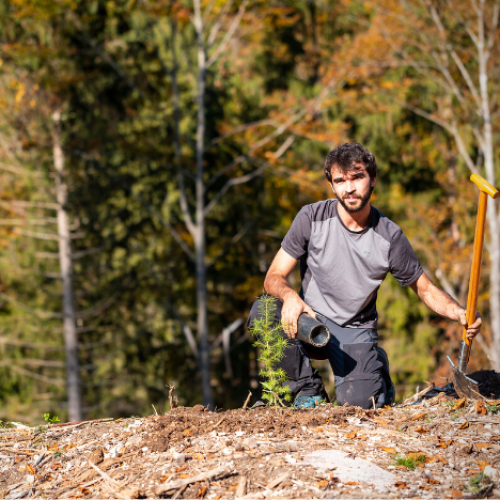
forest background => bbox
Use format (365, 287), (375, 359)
(0, 0), (499, 423)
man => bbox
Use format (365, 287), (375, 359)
(247, 142), (482, 409)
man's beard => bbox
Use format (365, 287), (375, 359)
(337, 187), (373, 213)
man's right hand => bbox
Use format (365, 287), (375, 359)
(281, 294), (317, 339)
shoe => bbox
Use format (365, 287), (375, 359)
(377, 346), (395, 406)
(293, 395), (323, 409)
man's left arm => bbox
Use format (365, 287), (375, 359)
(409, 273), (482, 339)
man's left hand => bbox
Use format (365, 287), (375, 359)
(457, 309), (482, 339)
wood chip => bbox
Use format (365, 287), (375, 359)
(156, 465), (230, 495)
(266, 472), (290, 489)
(235, 475), (247, 497)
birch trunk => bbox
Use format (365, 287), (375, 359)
(477, 6), (500, 370)
(193, 0), (214, 409)
(52, 111), (83, 421)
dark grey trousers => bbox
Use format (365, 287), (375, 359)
(247, 297), (387, 409)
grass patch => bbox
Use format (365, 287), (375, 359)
(486, 403), (498, 413)
(467, 472), (493, 497)
(391, 453), (425, 471)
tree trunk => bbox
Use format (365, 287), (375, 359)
(477, 12), (500, 370)
(52, 111), (83, 421)
(193, 0), (214, 409)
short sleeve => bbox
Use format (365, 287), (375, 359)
(389, 230), (423, 286)
(281, 205), (312, 259)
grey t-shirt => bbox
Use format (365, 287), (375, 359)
(281, 199), (423, 329)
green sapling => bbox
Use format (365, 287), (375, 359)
(250, 296), (291, 406)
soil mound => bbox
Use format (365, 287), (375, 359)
(469, 369), (500, 398)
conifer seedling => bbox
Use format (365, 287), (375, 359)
(250, 296), (291, 407)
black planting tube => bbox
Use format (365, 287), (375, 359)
(296, 314), (330, 347)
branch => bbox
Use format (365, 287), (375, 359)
(0, 336), (64, 350)
(205, 119), (274, 151)
(395, 100), (479, 174)
(206, 0), (248, 68)
(0, 293), (63, 319)
(0, 218), (57, 226)
(434, 267), (459, 301)
(0, 358), (66, 368)
(427, 2), (481, 109)
(67, 12), (145, 100)
(206, 0), (235, 47)
(0, 161), (44, 178)
(204, 163), (267, 217)
(6, 365), (66, 386)
(76, 293), (118, 320)
(222, 318), (244, 378)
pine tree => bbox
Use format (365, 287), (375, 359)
(249, 296), (290, 406)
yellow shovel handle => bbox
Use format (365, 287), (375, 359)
(462, 175), (499, 362)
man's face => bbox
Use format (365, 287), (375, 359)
(330, 163), (376, 213)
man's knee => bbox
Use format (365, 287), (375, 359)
(336, 377), (385, 409)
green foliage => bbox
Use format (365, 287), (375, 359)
(486, 403), (498, 413)
(391, 453), (426, 471)
(250, 296), (291, 406)
(467, 473), (492, 496)
(43, 413), (60, 425)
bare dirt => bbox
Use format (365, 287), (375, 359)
(0, 395), (500, 499)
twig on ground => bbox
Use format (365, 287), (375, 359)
(0, 448), (36, 456)
(156, 465), (231, 496)
(168, 384), (178, 409)
(87, 460), (127, 499)
(242, 391), (252, 410)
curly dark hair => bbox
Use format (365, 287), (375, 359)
(324, 142), (377, 182)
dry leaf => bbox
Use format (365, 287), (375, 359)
(184, 429), (193, 437)
(25, 464), (35, 475)
(346, 431), (357, 439)
(450, 489), (463, 499)
(474, 401), (487, 415)
(192, 453), (204, 461)
(380, 446), (396, 454)
(414, 426), (429, 434)
(410, 412), (427, 421)
(175, 466), (187, 473)
(426, 478), (441, 485)
(196, 486), (207, 498)
(477, 460), (490, 471)
(315, 427), (324, 433)
(437, 439), (453, 449)
(212, 496), (221, 500)
(457, 421), (469, 429)
(226, 485), (238, 491)
(452, 397), (467, 410)
(211, 482), (220, 487)
(475, 443), (491, 451)
(355, 435), (367, 440)
(179, 474), (189, 479)
(315, 479), (328, 488)
(394, 481), (407, 489)
(78, 487), (90, 494)
(344, 481), (358, 486)
(373, 418), (389, 425)
(435, 453), (447, 464)
(420, 485), (432, 490)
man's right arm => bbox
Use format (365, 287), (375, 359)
(264, 248), (316, 338)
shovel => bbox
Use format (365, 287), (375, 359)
(447, 174), (499, 399)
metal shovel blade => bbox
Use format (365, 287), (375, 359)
(447, 356), (482, 400)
